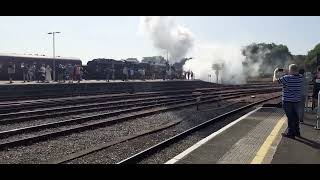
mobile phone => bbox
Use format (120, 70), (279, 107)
(278, 68), (284, 72)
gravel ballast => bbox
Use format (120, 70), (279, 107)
(67, 93), (280, 164)
(0, 92), (280, 164)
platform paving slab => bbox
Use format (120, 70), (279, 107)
(176, 107), (285, 164)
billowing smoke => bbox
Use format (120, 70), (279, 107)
(139, 17), (290, 85)
(139, 16), (194, 64)
(184, 44), (246, 84)
(241, 43), (294, 78)
(241, 45), (271, 78)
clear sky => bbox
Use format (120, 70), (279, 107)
(1, 16), (320, 64)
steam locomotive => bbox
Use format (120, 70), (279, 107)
(84, 58), (183, 80)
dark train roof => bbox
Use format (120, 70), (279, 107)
(0, 53), (81, 61)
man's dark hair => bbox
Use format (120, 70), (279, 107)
(299, 69), (305, 75)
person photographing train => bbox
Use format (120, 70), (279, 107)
(273, 64), (303, 138)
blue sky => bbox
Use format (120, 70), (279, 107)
(1, 16), (320, 64)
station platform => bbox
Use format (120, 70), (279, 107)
(166, 107), (320, 164)
(0, 79), (188, 85)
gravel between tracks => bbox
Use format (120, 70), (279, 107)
(0, 92), (280, 164)
(0, 98), (172, 132)
(66, 93), (280, 164)
(0, 104), (172, 143)
(0, 87), (275, 114)
(0, 95), (173, 115)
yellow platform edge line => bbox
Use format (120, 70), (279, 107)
(250, 115), (286, 164)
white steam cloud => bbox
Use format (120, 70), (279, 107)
(241, 44), (294, 78)
(184, 44), (246, 84)
(139, 16), (264, 84)
(242, 46), (271, 78)
(139, 16), (194, 64)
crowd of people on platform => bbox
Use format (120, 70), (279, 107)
(120, 66), (194, 82)
(56, 63), (83, 83)
(7, 62), (195, 84)
(7, 62), (83, 84)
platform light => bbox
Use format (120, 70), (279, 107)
(47, 31), (61, 81)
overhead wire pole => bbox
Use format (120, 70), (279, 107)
(48, 31), (61, 81)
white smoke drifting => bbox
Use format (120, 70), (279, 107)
(139, 16), (267, 84)
(184, 44), (246, 84)
(139, 16), (194, 64)
(241, 43), (294, 77)
(241, 45), (271, 78)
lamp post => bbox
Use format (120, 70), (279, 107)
(48, 32), (61, 81)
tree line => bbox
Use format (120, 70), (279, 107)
(241, 42), (319, 77)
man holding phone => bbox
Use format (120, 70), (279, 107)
(273, 64), (303, 138)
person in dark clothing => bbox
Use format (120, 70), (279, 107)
(28, 64), (34, 81)
(62, 64), (67, 82)
(8, 62), (15, 83)
(66, 64), (74, 83)
(79, 66), (83, 81)
(31, 63), (37, 82)
(22, 63), (29, 82)
(273, 64), (303, 138)
(191, 71), (194, 80)
(39, 64), (46, 83)
(37, 64), (42, 83)
(73, 64), (76, 81)
(187, 71), (190, 80)
(82, 69), (88, 81)
(57, 64), (63, 83)
(104, 67), (111, 82)
(162, 69), (166, 80)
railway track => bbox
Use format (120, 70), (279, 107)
(0, 87), (280, 152)
(0, 83), (275, 106)
(116, 95), (281, 164)
(39, 94), (280, 164)
(0, 86), (280, 123)
(0, 87), (280, 127)
(0, 82), (275, 103)
(0, 84), (279, 114)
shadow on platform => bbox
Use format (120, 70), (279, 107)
(295, 136), (320, 149)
